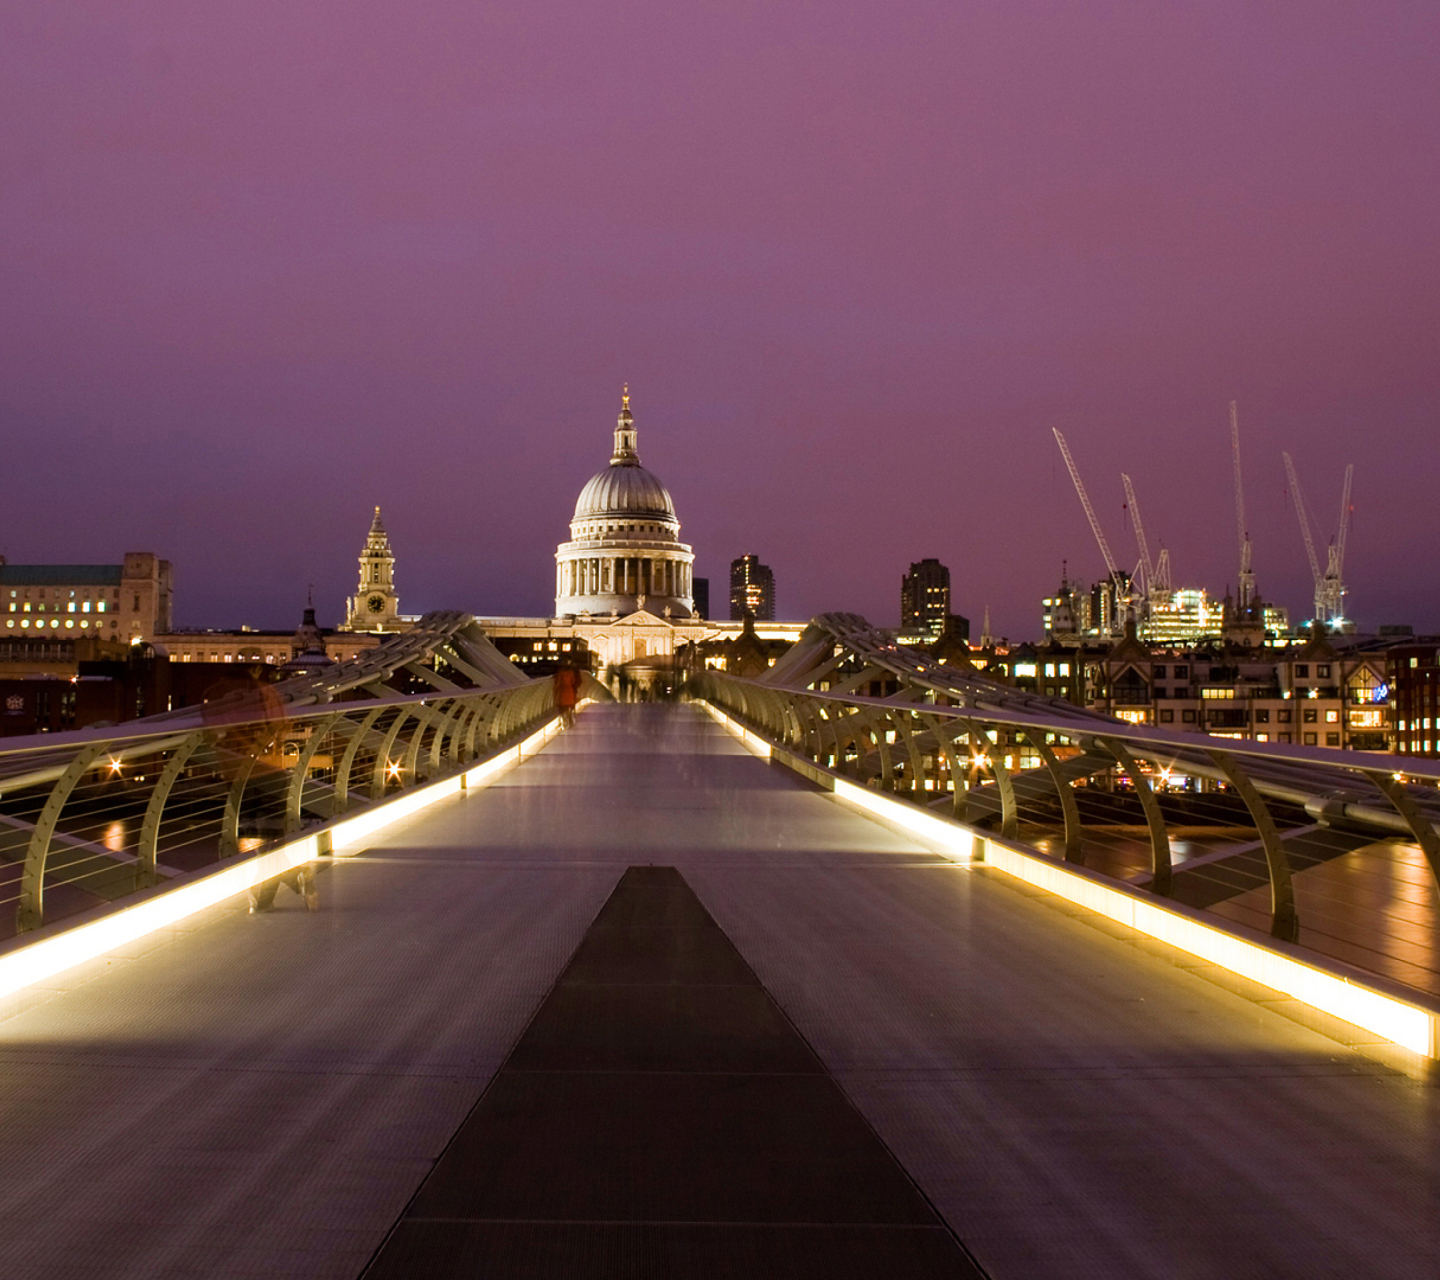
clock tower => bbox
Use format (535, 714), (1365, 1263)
(343, 506), (404, 632)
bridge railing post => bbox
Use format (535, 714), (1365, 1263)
(1210, 749), (1298, 942)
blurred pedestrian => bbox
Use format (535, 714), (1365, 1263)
(553, 660), (580, 728)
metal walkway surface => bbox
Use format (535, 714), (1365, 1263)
(0, 704), (1435, 1278)
(365, 864), (982, 1278)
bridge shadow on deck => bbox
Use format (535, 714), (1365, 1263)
(362, 865), (983, 1279)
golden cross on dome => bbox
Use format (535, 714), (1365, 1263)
(621, 383), (630, 410)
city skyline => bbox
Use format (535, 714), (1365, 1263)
(2, 4), (1437, 634)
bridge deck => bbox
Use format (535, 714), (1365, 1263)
(0, 704), (1435, 1278)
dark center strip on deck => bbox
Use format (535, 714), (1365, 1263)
(361, 865), (987, 1279)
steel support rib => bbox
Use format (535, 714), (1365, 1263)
(921, 713), (968, 818)
(18, 741), (106, 932)
(1101, 737), (1171, 892)
(1030, 731), (1084, 864)
(219, 757), (259, 860)
(435, 696), (477, 771)
(138, 731), (210, 885)
(1212, 749), (1298, 942)
(892, 713), (927, 795)
(285, 713), (343, 835)
(402, 704), (441, 781)
(371, 710), (414, 801)
(334, 708), (384, 812)
(968, 721), (1017, 839)
(450, 703), (482, 767)
(1364, 769), (1440, 893)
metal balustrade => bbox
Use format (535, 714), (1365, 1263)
(0, 613), (571, 938)
(693, 614), (1440, 989)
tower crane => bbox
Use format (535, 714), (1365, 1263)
(1321, 464), (1354, 623)
(1282, 451), (1324, 622)
(1230, 401), (1255, 609)
(1283, 452), (1352, 627)
(1053, 429), (1129, 635)
(1121, 473), (1171, 616)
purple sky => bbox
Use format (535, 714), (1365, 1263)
(2, 2), (1437, 636)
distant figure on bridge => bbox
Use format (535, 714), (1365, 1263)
(553, 661), (580, 728)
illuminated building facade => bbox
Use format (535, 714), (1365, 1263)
(555, 389), (695, 620)
(343, 507), (405, 633)
(1, 553), (172, 645)
(1387, 642), (1439, 757)
(729, 555), (774, 621)
(901, 558), (950, 638)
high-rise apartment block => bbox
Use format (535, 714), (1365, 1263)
(729, 555), (775, 621)
(901, 558), (950, 637)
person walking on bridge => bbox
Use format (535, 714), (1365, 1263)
(553, 659), (580, 728)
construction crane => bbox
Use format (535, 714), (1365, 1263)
(1282, 451), (1324, 622)
(1053, 429), (1129, 635)
(1121, 473), (1171, 615)
(1230, 401), (1255, 609)
(1322, 464), (1354, 623)
(1283, 453), (1353, 626)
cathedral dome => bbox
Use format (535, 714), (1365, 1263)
(573, 463), (676, 521)
(555, 387), (695, 621)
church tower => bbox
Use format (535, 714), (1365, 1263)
(343, 507), (404, 632)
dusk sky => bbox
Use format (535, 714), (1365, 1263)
(2, 2), (1437, 636)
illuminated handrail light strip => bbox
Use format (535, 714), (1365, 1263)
(0, 715), (565, 1004)
(698, 700), (1438, 1060)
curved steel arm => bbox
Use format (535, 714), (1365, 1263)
(285, 713), (344, 835)
(966, 721), (1017, 839)
(18, 742), (107, 932)
(1211, 749), (1298, 942)
(1364, 770), (1440, 893)
(1030, 732), (1084, 865)
(138, 731), (212, 885)
(1100, 737), (1170, 893)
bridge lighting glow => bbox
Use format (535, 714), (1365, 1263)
(699, 696), (1438, 1062)
(107, 757), (122, 775)
(386, 760), (402, 779)
(0, 714), (569, 1008)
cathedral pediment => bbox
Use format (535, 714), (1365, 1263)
(610, 609), (670, 629)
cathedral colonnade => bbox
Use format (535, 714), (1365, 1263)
(556, 557), (692, 602)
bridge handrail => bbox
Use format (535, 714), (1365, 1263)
(694, 661), (1440, 953)
(0, 681), (556, 937)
